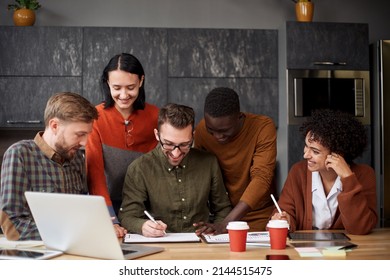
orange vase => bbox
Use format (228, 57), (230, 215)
(295, 2), (314, 22)
(13, 9), (36, 26)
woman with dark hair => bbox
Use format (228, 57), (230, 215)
(86, 53), (159, 237)
(271, 109), (377, 235)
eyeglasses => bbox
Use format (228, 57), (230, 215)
(158, 133), (193, 152)
(124, 120), (134, 147)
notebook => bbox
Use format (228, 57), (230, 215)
(201, 231), (270, 246)
(24, 191), (164, 260)
(124, 232), (200, 243)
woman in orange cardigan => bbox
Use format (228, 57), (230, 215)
(86, 53), (159, 237)
(272, 109), (377, 235)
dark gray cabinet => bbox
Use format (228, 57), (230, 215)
(277, 21), (371, 191)
(0, 26), (278, 128)
(0, 27), (83, 128)
(167, 28), (278, 125)
(286, 21), (369, 70)
(285, 21), (370, 167)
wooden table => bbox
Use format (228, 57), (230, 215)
(54, 228), (390, 260)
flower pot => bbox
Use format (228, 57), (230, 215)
(13, 9), (36, 26)
(295, 2), (314, 22)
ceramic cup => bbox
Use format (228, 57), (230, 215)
(267, 219), (289, 250)
(226, 221), (250, 252)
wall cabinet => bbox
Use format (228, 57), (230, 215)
(0, 27), (82, 128)
(286, 21), (369, 70)
(277, 21), (371, 193)
(0, 26), (278, 128)
(284, 21), (371, 167)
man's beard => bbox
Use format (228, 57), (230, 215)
(55, 142), (81, 161)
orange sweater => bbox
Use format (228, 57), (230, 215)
(86, 103), (158, 219)
(195, 113), (277, 231)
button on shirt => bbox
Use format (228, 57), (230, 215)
(118, 146), (232, 234)
(312, 172), (343, 229)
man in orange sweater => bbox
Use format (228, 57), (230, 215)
(194, 87), (277, 232)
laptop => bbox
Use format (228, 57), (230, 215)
(25, 191), (164, 260)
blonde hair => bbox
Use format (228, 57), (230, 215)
(44, 92), (98, 126)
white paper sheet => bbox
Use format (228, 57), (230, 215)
(124, 232), (200, 243)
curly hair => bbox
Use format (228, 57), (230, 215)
(300, 109), (367, 164)
(204, 87), (240, 117)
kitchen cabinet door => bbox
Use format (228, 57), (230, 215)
(0, 77), (82, 128)
(0, 27), (82, 128)
(286, 21), (369, 70)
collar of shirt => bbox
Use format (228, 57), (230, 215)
(311, 171), (343, 229)
(34, 131), (66, 165)
(311, 172), (343, 196)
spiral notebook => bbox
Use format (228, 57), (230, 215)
(201, 231), (270, 246)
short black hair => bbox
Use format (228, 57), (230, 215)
(300, 109), (367, 164)
(204, 87), (240, 117)
(100, 53), (146, 110)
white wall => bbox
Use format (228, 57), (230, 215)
(2, 0), (390, 43)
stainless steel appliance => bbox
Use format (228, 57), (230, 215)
(287, 69), (370, 125)
(371, 40), (390, 227)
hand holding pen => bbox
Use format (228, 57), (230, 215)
(142, 210), (167, 237)
(270, 194), (291, 224)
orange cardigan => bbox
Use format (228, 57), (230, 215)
(85, 103), (158, 219)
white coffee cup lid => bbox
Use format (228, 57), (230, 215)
(226, 221), (250, 230)
(267, 219), (289, 228)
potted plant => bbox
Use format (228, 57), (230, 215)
(7, 0), (41, 26)
(291, 0), (314, 22)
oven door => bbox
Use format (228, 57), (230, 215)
(287, 69), (370, 125)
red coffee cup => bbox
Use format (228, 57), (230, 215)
(226, 221), (250, 252)
(267, 220), (289, 250)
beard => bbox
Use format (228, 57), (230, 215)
(54, 138), (81, 161)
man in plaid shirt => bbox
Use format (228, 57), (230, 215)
(0, 92), (98, 240)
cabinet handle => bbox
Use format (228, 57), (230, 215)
(7, 120), (42, 124)
(313, 61), (347, 66)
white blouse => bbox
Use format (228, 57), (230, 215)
(311, 172), (343, 229)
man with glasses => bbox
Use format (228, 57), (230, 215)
(119, 103), (232, 237)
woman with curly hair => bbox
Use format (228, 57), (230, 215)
(271, 109), (377, 235)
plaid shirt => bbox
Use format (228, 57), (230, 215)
(0, 132), (88, 240)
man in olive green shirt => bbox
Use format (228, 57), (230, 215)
(119, 103), (232, 237)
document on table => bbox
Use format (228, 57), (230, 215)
(124, 232), (201, 243)
(201, 231), (270, 246)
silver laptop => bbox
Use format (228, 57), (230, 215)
(25, 191), (164, 260)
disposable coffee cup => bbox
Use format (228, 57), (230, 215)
(267, 220), (289, 250)
(226, 221), (250, 252)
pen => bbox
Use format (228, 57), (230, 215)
(144, 210), (166, 234)
(270, 194), (282, 215)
